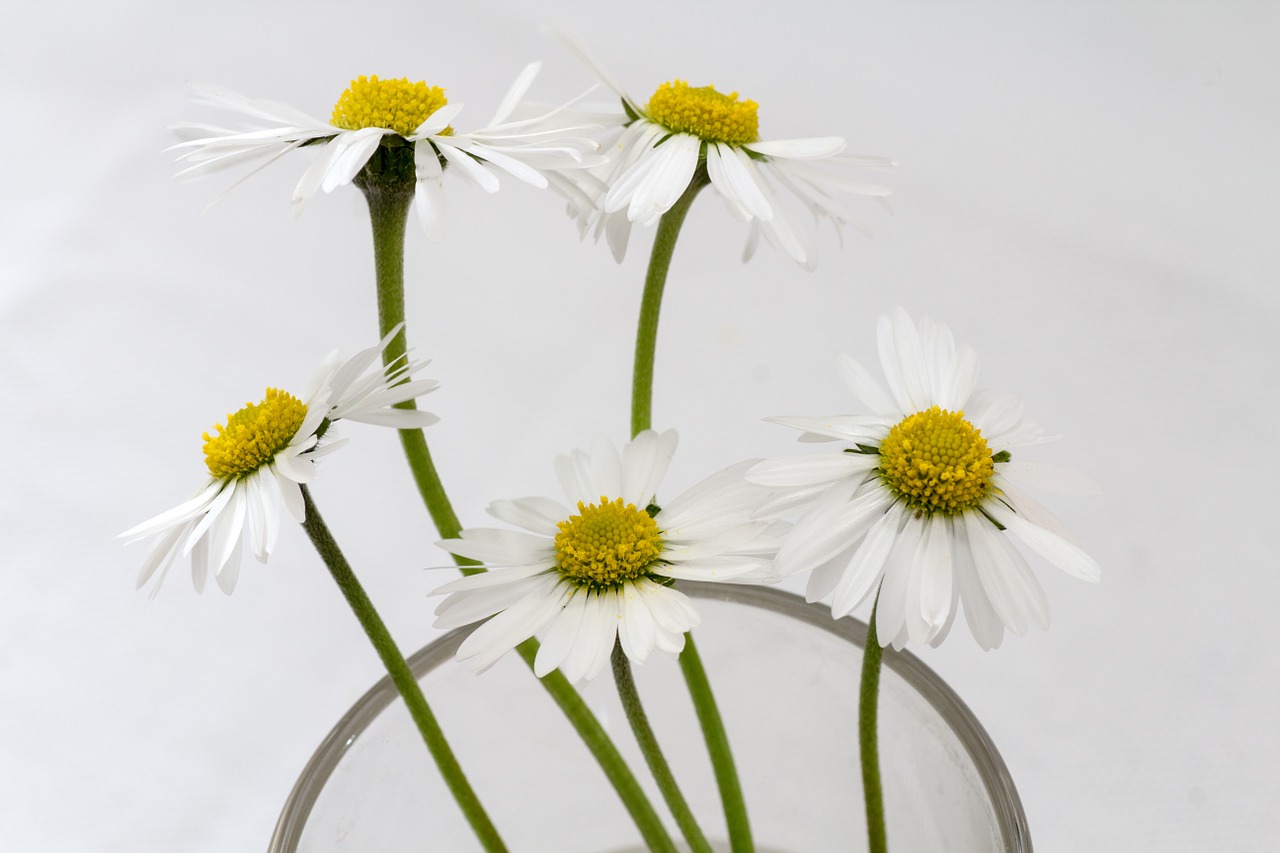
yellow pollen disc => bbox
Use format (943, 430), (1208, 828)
(553, 497), (664, 587)
(202, 388), (308, 480)
(878, 406), (995, 515)
(645, 80), (759, 145)
(330, 75), (449, 137)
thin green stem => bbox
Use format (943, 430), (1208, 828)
(612, 643), (713, 853)
(353, 152), (672, 850)
(357, 168), (478, 576)
(299, 485), (507, 852)
(515, 641), (678, 853)
(631, 170), (709, 438)
(678, 635), (753, 852)
(629, 168), (755, 850)
(859, 593), (887, 853)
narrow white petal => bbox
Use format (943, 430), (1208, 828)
(535, 586), (589, 676)
(413, 103), (465, 139)
(836, 352), (897, 416)
(212, 534), (244, 595)
(486, 496), (570, 535)
(744, 137), (846, 159)
(414, 177), (447, 240)
(321, 127), (387, 192)
(438, 528), (552, 566)
(708, 143), (773, 221)
(831, 502), (905, 618)
(437, 142), (501, 192)
(589, 435), (624, 501)
(746, 452), (872, 488)
(621, 429), (677, 507)
(986, 502), (1101, 582)
(617, 584), (656, 664)
(1000, 462), (1101, 497)
(950, 516), (1005, 650)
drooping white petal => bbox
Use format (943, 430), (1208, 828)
(830, 502), (906, 618)
(707, 143), (772, 221)
(743, 137), (846, 159)
(986, 502), (1101, 582)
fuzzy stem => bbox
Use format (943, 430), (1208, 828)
(630, 170), (709, 438)
(612, 643), (713, 853)
(860, 593), (888, 853)
(629, 169), (755, 850)
(679, 635), (753, 852)
(354, 151), (672, 850)
(299, 485), (506, 851)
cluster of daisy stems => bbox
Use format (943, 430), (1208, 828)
(129, 27), (1101, 853)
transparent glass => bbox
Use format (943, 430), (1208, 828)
(271, 585), (1032, 852)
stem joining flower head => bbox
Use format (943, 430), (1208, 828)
(331, 75), (449, 137)
(202, 388), (307, 479)
(554, 497), (664, 587)
(878, 406), (995, 515)
(645, 80), (759, 145)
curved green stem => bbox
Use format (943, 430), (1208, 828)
(299, 485), (507, 852)
(517, 641), (678, 853)
(357, 169), (479, 576)
(631, 170), (709, 438)
(612, 643), (713, 853)
(354, 155), (672, 851)
(629, 169), (755, 850)
(860, 593), (887, 853)
(679, 635), (753, 852)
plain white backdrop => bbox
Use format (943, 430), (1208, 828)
(2, 1), (1277, 850)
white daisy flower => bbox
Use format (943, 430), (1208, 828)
(548, 28), (893, 269)
(169, 64), (604, 239)
(120, 325), (439, 596)
(748, 309), (1100, 651)
(432, 430), (783, 683)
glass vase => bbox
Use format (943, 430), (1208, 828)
(271, 584), (1031, 852)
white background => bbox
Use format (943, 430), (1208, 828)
(2, 1), (1277, 850)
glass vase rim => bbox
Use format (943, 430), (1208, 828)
(270, 583), (1032, 853)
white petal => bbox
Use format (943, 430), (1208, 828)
(836, 352), (897, 416)
(621, 429), (677, 507)
(414, 103), (466, 139)
(831, 502), (905, 618)
(414, 177), (447, 241)
(438, 528), (552, 566)
(747, 452), (874, 488)
(616, 583), (656, 663)
(437, 141), (500, 193)
(534, 586), (589, 676)
(486, 496), (570, 535)
(986, 502), (1101, 582)
(707, 143), (772, 221)
(1001, 462), (1101, 497)
(744, 137), (846, 159)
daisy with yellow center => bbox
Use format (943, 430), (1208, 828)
(748, 309), (1101, 650)
(547, 27), (893, 269)
(168, 65), (603, 239)
(431, 430), (784, 683)
(120, 325), (439, 595)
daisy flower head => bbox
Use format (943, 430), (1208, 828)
(169, 63), (604, 239)
(120, 325), (439, 596)
(747, 309), (1101, 651)
(547, 27), (893, 269)
(432, 430), (784, 683)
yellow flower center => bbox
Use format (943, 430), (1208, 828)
(554, 497), (664, 587)
(645, 80), (759, 145)
(878, 407), (995, 515)
(202, 389), (308, 480)
(330, 76), (449, 137)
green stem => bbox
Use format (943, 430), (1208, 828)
(515, 641), (678, 853)
(629, 169), (755, 850)
(859, 593), (887, 853)
(299, 485), (507, 852)
(354, 152), (673, 850)
(612, 643), (713, 853)
(357, 164), (478, 576)
(631, 170), (709, 438)
(679, 635), (753, 853)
